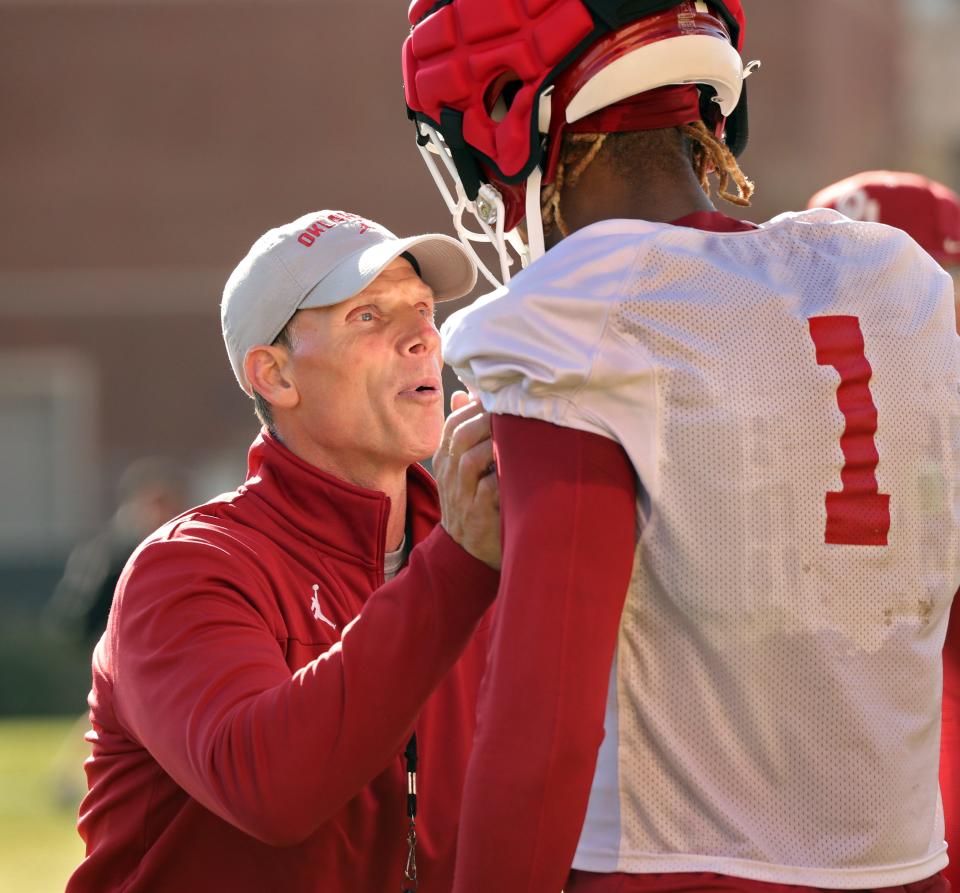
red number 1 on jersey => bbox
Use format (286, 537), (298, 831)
(808, 315), (890, 546)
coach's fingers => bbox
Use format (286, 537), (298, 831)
(477, 470), (499, 504)
(458, 439), (495, 496)
(434, 413), (486, 478)
(435, 398), (483, 461)
(476, 469), (499, 499)
(450, 390), (472, 412)
(448, 411), (492, 462)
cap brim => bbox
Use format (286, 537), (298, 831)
(299, 233), (477, 310)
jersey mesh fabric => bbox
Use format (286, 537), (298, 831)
(442, 210), (960, 887)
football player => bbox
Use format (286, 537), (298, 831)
(809, 171), (960, 893)
(403, 3), (960, 892)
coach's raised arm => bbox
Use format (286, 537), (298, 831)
(66, 211), (499, 893)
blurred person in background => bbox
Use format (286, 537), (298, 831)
(404, 1), (960, 891)
(44, 457), (188, 805)
(67, 210), (501, 893)
(809, 171), (960, 893)
(808, 171), (960, 325)
(45, 456), (188, 651)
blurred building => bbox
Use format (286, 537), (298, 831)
(0, 0), (957, 609)
(903, 0), (960, 186)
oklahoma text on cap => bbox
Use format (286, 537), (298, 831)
(809, 172), (960, 268)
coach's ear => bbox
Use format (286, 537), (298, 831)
(244, 344), (299, 410)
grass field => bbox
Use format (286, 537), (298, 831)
(0, 717), (87, 892)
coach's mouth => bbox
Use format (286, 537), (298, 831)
(397, 377), (442, 403)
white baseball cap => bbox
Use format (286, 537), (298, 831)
(221, 210), (477, 394)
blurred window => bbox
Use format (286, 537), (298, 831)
(0, 350), (98, 559)
(907, 0), (956, 21)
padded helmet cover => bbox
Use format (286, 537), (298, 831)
(403, 0), (746, 191)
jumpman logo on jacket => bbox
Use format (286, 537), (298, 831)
(310, 584), (338, 630)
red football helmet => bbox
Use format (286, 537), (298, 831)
(808, 171), (960, 268)
(402, 0), (757, 285)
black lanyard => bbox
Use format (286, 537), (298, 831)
(402, 734), (418, 892)
(397, 516), (419, 892)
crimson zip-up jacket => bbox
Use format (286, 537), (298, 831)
(67, 431), (498, 893)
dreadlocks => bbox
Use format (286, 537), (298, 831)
(540, 122), (755, 239)
(681, 121), (754, 208)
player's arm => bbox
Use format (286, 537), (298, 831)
(452, 414), (637, 893)
(110, 523), (497, 847)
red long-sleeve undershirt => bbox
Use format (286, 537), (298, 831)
(452, 414), (637, 893)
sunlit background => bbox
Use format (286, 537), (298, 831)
(1, 0), (958, 888)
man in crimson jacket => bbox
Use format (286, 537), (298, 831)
(67, 210), (500, 892)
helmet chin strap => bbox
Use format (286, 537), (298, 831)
(524, 87), (552, 266)
(524, 165), (546, 264)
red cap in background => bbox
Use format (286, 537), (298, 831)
(808, 171), (960, 268)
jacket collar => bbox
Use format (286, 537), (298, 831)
(241, 430), (440, 567)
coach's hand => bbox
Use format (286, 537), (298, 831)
(434, 390), (501, 570)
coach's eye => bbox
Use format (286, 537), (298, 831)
(351, 306), (378, 323)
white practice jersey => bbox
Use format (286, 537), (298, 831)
(443, 210), (960, 887)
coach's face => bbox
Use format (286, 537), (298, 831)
(286, 257), (444, 472)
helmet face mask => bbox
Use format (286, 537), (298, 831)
(404, 0), (756, 286)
